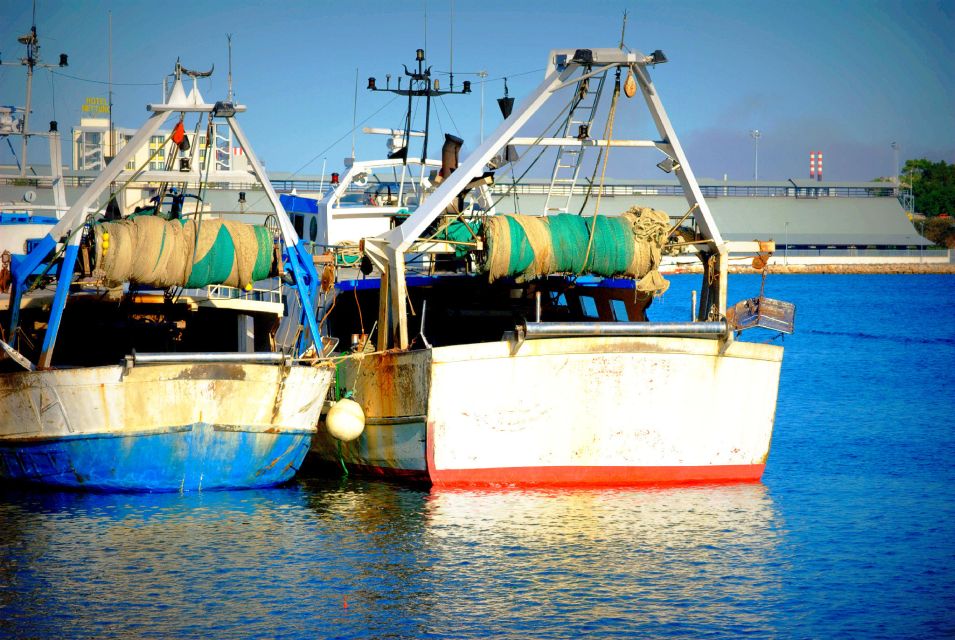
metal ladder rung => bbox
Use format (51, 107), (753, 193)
(545, 70), (608, 214)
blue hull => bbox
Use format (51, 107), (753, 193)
(0, 423), (314, 492)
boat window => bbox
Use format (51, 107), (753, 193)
(579, 295), (598, 318)
(610, 299), (629, 321)
(309, 217), (318, 242)
(339, 194), (365, 206)
(293, 214), (304, 238)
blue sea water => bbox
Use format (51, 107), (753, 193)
(1, 274), (953, 639)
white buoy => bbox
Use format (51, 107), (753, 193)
(326, 398), (365, 442)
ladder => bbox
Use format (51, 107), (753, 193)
(543, 71), (607, 215)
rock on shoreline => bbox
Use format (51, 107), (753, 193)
(668, 263), (955, 275)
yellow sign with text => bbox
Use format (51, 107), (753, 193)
(81, 97), (110, 114)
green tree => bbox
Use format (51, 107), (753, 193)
(922, 216), (955, 248)
(901, 159), (955, 217)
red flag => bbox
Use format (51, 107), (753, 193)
(171, 121), (185, 146)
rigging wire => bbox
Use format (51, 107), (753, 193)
(435, 96), (461, 136)
(431, 96), (445, 140)
(244, 95), (400, 211)
(581, 68), (622, 271)
(433, 67), (545, 82)
(47, 69), (57, 121)
(49, 69), (160, 86)
(287, 95), (399, 179)
(486, 89), (581, 213)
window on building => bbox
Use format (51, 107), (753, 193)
(78, 131), (105, 171)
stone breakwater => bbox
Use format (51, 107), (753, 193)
(669, 264), (955, 275)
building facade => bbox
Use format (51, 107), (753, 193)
(71, 117), (251, 175)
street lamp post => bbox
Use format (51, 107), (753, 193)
(750, 129), (760, 190)
(784, 221), (789, 265)
(891, 141), (899, 193)
(920, 219), (924, 264)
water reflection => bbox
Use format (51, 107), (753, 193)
(417, 484), (787, 637)
(0, 480), (786, 638)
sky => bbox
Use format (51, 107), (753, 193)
(1, 0), (953, 182)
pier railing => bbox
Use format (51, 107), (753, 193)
(489, 183), (899, 199)
(777, 248), (950, 260)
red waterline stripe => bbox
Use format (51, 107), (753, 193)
(423, 420), (764, 486)
(427, 463), (765, 487)
(354, 461), (765, 486)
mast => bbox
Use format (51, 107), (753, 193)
(227, 34), (234, 101)
(1, 5), (69, 178)
(108, 11), (113, 161)
(366, 48), (472, 166)
(20, 27), (34, 177)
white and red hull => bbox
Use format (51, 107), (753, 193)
(312, 336), (783, 486)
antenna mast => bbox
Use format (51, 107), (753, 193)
(108, 11), (114, 162)
(19, 5), (38, 177)
(351, 68), (359, 160)
(619, 9), (628, 49)
(227, 34), (234, 101)
(366, 49), (472, 167)
(449, 0), (454, 91)
(3, 0), (69, 177)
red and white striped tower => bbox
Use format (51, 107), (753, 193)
(810, 152), (816, 179)
(817, 151), (823, 182)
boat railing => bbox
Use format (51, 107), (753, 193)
(519, 321), (728, 340)
(185, 283), (284, 304)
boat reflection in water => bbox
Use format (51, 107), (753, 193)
(0, 481), (786, 637)
(417, 483), (787, 635)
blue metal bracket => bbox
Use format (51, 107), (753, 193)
(283, 241), (323, 357)
(38, 242), (80, 368)
(6, 233), (57, 337)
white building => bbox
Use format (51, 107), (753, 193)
(72, 116), (252, 176)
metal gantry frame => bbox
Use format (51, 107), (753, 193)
(6, 70), (323, 369)
(364, 48), (729, 350)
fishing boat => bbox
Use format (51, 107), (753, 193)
(304, 47), (795, 486)
(0, 62), (332, 492)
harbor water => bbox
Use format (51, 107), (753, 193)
(1, 274), (953, 638)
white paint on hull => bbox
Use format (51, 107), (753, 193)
(427, 337), (781, 471)
(314, 337), (782, 480)
(0, 362), (332, 441)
